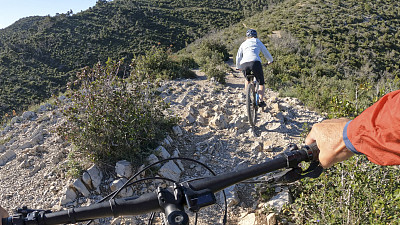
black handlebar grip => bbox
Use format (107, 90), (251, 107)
(307, 142), (320, 162)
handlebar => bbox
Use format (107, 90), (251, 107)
(2, 143), (321, 225)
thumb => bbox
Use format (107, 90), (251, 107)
(305, 129), (316, 145)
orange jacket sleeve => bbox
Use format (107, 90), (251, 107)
(343, 90), (400, 165)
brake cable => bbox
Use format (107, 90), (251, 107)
(86, 157), (226, 225)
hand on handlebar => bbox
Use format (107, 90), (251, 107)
(0, 206), (9, 225)
(262, 61), (273, 67)
(305, 118), (355, 168)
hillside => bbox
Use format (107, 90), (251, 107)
(184, 0), (400, 116)
(0, 0), (282, 119)
(4, 0), (400, 121)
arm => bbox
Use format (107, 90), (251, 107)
(306, 90), (400, 168)
(346, 90), (400, 165)
(236, 45), (243, 70)
(257, 39), (273, 63)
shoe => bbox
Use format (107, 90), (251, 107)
(258, 101), (266, 107)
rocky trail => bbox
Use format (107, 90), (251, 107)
(0, 61), (324, 225)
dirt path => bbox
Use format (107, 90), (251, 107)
(155, 60), (324, 224)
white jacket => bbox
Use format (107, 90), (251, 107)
(236, 38), (273, 69)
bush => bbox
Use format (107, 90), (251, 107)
(284, 157), (400, 224)
(130, 47), (197, 81)
(193, 40), (230, 84)
(57, 60), (177, 165)
(202, 63), (229, 84)
(176, 55), (199, 69)
(194, 40), (230, 66)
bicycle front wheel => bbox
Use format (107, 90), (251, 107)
(246, 82), (258, 127)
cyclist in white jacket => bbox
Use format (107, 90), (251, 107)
(236, 29), (273, 107)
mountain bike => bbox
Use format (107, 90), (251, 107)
(2, 143), (323, 225)
(245, 71), (260, 127)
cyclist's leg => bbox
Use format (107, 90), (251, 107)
(252, 61), (266, 104)
(241, 62), (252, 93)
(259, 85), (265, 101)
(243, 71), (249, 92)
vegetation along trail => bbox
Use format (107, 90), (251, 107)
(2, 0), (400, 224)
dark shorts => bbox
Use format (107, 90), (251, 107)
(241, 61), (265, 85)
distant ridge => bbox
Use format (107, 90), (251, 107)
(0, 0), (278, 118)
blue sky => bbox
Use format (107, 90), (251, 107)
(0, 0), (98, 29)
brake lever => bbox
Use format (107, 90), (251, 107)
(276, 143), (324, 183)
(269, 162), (323, 184)
(301, 161), (323, 178)
(267, 167), (303, 184)
(240, 165), (320, 185)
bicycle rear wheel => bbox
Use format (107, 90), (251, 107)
(246, 82), (258, 127)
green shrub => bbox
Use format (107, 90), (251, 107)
(284, 157), (400, 224)
(200, 62), (230, 84)
(192, 40), (230, 84)
(57, 60), (177, 165)
(206, 67), (227, 84)
(130, 47), (196, 81)
(176, 55), (199, 69)
(65, 151), (84, 178)
(194, 40), (230, 66)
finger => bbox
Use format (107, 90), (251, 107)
(305, 129), (316, 145)
(320, 118), (350, 124)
